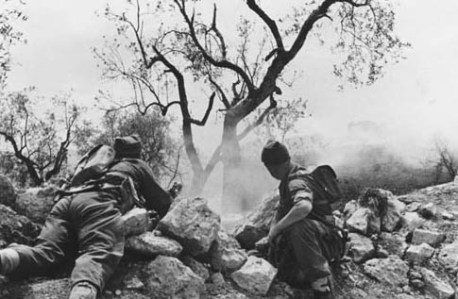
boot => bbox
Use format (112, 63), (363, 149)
(68, 281), (98, 299)
(0, 248), (20, 275)
(311, 275), (334, 299)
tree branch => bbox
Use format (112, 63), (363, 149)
(173, 0), (255, 93)
(246, 0), (284, 51)
(208, 76), (230, 109)
(185, 92), (215, 126)
(237, 94), (277, 140)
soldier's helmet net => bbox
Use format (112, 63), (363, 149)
(114, 135), (142, 159)
(261, 140), (290, 166)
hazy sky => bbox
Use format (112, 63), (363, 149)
(6, 0), (458, 163)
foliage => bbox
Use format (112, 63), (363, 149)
(96, 0), (409, 198)
(74, 108), (180, 186)
(336, 145), (442, 201)
(0, 0), (27, 88)
(430, 137), (458, 182)
(0, 90), (81, 186)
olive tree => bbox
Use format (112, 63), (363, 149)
(97, 0), (409, 210)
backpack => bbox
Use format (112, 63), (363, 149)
(308, 165), (343, 211)
(70, 144), (116, 187)
(288, 165), (342, 212)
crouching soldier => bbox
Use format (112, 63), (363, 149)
(0, 135), (172, 299)
(261, 140), (344, 299)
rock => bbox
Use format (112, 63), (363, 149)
(181, 255), (210, 282)
(378, 232), (408, 258)
(0, 204), (41, 246)
(211, 246), (247, 273)
(142, 255), (205, 299)
(382, 198), (405, 232)
(376, 248), (389, 258)
(231, 256), (277, 296)
(411, 229), (446, 247)
(438, 241), (458, 273)
(0, 175), (16, 207)
(363, 255), (409, 287)
(125, 232), (183, 258)
(15, 186), (57, 224)
(123, 275), (145, 290)
(405, 243), (435, 264)
(233, 191), (278, 250)
(418, 203), (438, 219)
(4, 278), (70, 299)
(346, 207), (375, 235)
(410, 278), (425, 289)
(406, 202), (422, 212)
(347, 233), (375, 263)
(210, 272), (225, 286)
(343, 200), (358, 221)
(157, 197), (220, 256)
(211, 230), (247, 273)
(122, 207), (152, 237)
(402, 212), (426, 231)
(441, 211), (454, 220)
(421, 267), (455, 299)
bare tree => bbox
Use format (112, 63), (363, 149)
(97, 0), (409, 210)
(433, 138), (458, 182)
(0, 0), (26, 88)
(0, 91), (80, 186)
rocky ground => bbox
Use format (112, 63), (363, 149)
(1, 175), (458, 299)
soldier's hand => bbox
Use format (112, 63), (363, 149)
(268, 226), (281, 245)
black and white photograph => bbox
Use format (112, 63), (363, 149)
(1, 0), (458, 298)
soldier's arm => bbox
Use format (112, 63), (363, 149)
(138, 166), (172, 218)
(268, 191), (313, 242)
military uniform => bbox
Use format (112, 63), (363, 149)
(1, 137), (172, 298)
(273, 163), (343, 287)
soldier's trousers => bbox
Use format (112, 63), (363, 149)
(9, 191), (125, 292)
(272, 218), (343, 287)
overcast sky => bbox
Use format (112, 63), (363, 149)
(6, 0), (458, 163)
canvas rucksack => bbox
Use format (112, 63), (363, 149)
(289, 165), (343, 212)
(70, 144), (116, 187)
(308, 165), (343, 212)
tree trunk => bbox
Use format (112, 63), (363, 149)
(23, 160), (43, 187)
(221, 115), (250, 214)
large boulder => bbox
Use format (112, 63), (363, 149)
(0, 175), (16, 208)
(382, 198), (405, 232)
(411, 229), (446, 248)
(343, 199), (358, 221)
(405, 243), (435, 264)
(157, 197), (220, 256)
(378, 232), (408, 258)
(142, 256), (205, 299)
(15, 186), (57, 224)
(125, 232), (183, 258)
(402, 212), (426, 231)
(345, 207), (372, 235)
(211, 230), (247, 273)
(363, 255), (409, 287)
(122, 207), (152, 237)
(347, 233), (375, 263)
(181, 255), (210, 282)
(231, 256), (277, 296)
(0, 204), (41, 247)
(233, 191), (278, 250)
(420, 267), (455, 299)
(437, 241), (458, 273)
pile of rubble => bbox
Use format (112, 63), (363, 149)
(2, 173), (458, 298)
